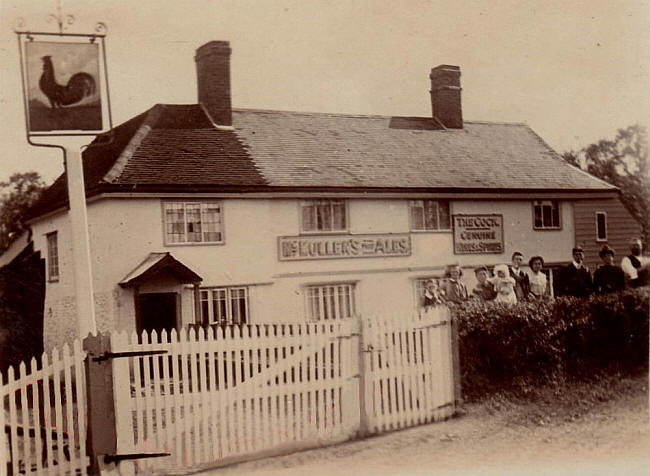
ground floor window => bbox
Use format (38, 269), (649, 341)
(200, 286), (248, 325)
(306, 283), (356, 320)
(414, 276), (446, 307)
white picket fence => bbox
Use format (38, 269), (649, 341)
(361, 309), (456, 434)
(2, 306), (457, 475)
(1, 341), (88, 475)
(111, 320), (360, 473)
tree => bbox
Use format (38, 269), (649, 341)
(563, 124), (649, 244)
(0, 172), (47, 255)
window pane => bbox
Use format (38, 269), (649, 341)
(202, 204), (222, 242)
(230, 288), (247, 325)
(424, 200), (438, 230)
(597, 213), (607, 239)
(165, 203), (185, 243)
(542, 204), (552, 227)
(438, 201), (451, 229)
(47, 232), (59, 280)
(552, 203), (560, 227)
(332, 200), (346, 230)
(212, 289), (227, 324)
(410, 200), (424, 230)
(533, 204), (542, 228)
(186, 203), (202, 242)
(316, 201), (332, 230)
(302, 203), (316, 231)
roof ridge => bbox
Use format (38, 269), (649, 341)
(232, 108), (532, 126)
(103, 105), (163, 184)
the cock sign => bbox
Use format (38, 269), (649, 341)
(24, 41), (102, 132)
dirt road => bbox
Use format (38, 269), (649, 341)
(199, 378), (649, 476)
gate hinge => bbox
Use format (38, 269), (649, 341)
(92, 349), (168, 362)
(104, 452), (170, 464)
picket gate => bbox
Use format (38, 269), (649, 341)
(2, 306), (457, 475)
(1, 340), (88, 475)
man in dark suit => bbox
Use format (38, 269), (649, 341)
(558, 246), (592, 297)
(509, 251), (531, 301)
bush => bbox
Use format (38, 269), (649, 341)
(455, 289), (649, 400)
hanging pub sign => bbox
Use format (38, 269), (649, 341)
(16, 28), (112, 136)
(452, 214), (504, 254)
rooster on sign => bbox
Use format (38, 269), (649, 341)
(39, 55), (96, 108)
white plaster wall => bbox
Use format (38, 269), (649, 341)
(34, 195), (577, 348)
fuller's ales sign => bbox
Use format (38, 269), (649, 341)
(279, 234), (411, 261)
(453, 214), (504, 254)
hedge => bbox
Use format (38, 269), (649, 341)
(454, 288), (649, 400)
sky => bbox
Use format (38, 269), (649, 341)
(1, 0), (649, 185)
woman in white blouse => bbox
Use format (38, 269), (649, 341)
(527, 255), (548, 298)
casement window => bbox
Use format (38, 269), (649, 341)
(533, 200), (561, 229)
(46, 232), (59, 282)
(306, 283), (356, 320)
(410, 200), (451, 231)
(200, 287), (248, 325)
(163, 202), (223, 244)
(301, 199), (347, 233)
(596, 212), (607, 241)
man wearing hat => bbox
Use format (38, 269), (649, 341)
(593, 245), (625, 294)
(557, 246), (592, 297)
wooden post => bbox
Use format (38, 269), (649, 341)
(83, 333), (115, 475)
(110, 332), (136, 475)
(450, 314), (463, 407)
(66, 145), (97, 338)
(355, 317), (369, 437)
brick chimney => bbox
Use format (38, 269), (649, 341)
(429, 65), (463, 129)
(195, 41), (232, 127)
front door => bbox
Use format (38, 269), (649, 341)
(138, 292), (177, 337)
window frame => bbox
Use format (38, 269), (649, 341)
(532, 200), (562, 230)
(409, 199), (452, 232)
(199, 286), (249, 325)
(299, 199), (349, 234)
(46, 231), (59, 282)
(595, 211), (608, 242)
(413, 275), (445, 306)
(162, 200), (224, 246)
(304, 282), (357, 321)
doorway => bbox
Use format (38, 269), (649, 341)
(138, 292), (178, 337)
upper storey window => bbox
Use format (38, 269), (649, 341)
(163, 202), (223, 244)
(301, 199), (347, 233)
(410, 200), (451, 231)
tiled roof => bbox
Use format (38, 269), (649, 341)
(233, 109), (614, 190)
(26, 104), (615, 221)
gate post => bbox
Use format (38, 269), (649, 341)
(110, 332), (136, 475)
(450, 314), (463, 407)
(83, 333), (117, 475)
(84, 332), (136, 475)
(355, 317), (369, 437)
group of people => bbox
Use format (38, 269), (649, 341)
(421, 238), (649, 309)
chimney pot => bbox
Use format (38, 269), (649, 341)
(195, 41), (232, 126)
(429, 64), (463, 129)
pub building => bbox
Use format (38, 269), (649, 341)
(5, 41), (641, 350)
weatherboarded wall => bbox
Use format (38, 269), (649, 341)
(573, 196), (641, 271)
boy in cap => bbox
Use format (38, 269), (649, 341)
(593, 245), (625, 294)
(557, 246), (592, 297)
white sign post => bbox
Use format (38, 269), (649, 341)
(16, 27), (113, 340)
(62, 138), (97, 337)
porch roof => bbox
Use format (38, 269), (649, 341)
(119, 252), (202, 288)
